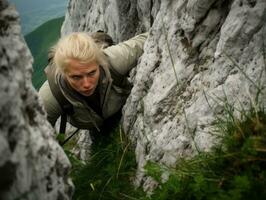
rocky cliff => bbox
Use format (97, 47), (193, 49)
(62, 0), (266, 190)
(0, 1), (73, 199)
(1, 0), (265, 197)
(61, 0), (156, 40)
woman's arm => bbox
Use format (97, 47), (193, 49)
(103, 32), (148, 75)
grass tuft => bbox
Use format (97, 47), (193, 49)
(65, 126), (146, 200)
(144, 104), (266, 200)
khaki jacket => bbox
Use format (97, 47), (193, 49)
(39, 32), (148, 130)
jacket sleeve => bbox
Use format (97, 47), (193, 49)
(38, 80), (62, 126)
(103, 32), (148, 75)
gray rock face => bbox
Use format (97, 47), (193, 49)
(0, 1), (73, 199)
(124, 0), (266, 190)
(63, 0), (266, 191)
(61, 0), (155, 41)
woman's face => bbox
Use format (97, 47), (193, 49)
(64, 59), (100, 96)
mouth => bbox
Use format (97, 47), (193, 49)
(81, 88), (94, 96)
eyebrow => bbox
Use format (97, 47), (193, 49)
(70, 74), (82, 78)
(88, 70), (97, 73)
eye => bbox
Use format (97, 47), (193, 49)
(87, 70), (97, 76)
(71, 75), (82, 80)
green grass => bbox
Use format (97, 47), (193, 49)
(60, 97), (266, 200)
(25, 16), (64, 90)
(59, 90), (266, 200)
(62, 103), (266, 200)
(144, 104), (266, 200)
(65, 126), (146, 200)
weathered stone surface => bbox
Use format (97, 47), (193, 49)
(123, 0), (266, 190)
(63, 0), (266, 191)
(0, 1), (73, 199)
(61, 0), (154, 41)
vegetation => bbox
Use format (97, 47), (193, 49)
(144, 101), (266, 200)
(25, 16), (64, 90)
(64, 126), (146, 200)
(61, 100), (266, 200)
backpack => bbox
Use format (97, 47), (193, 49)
(46, 31), (130, 135)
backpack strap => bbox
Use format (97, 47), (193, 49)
(45, 63), (74, 133)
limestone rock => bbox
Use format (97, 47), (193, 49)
(0, 1), (73, 199)
(61, 0), (155, 41)
(123, 0), (266, 190)
(63, 0), (266, 191)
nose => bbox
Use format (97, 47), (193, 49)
(82, 77), (91, 89)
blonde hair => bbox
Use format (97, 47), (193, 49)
(53, 32), (107, 74)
